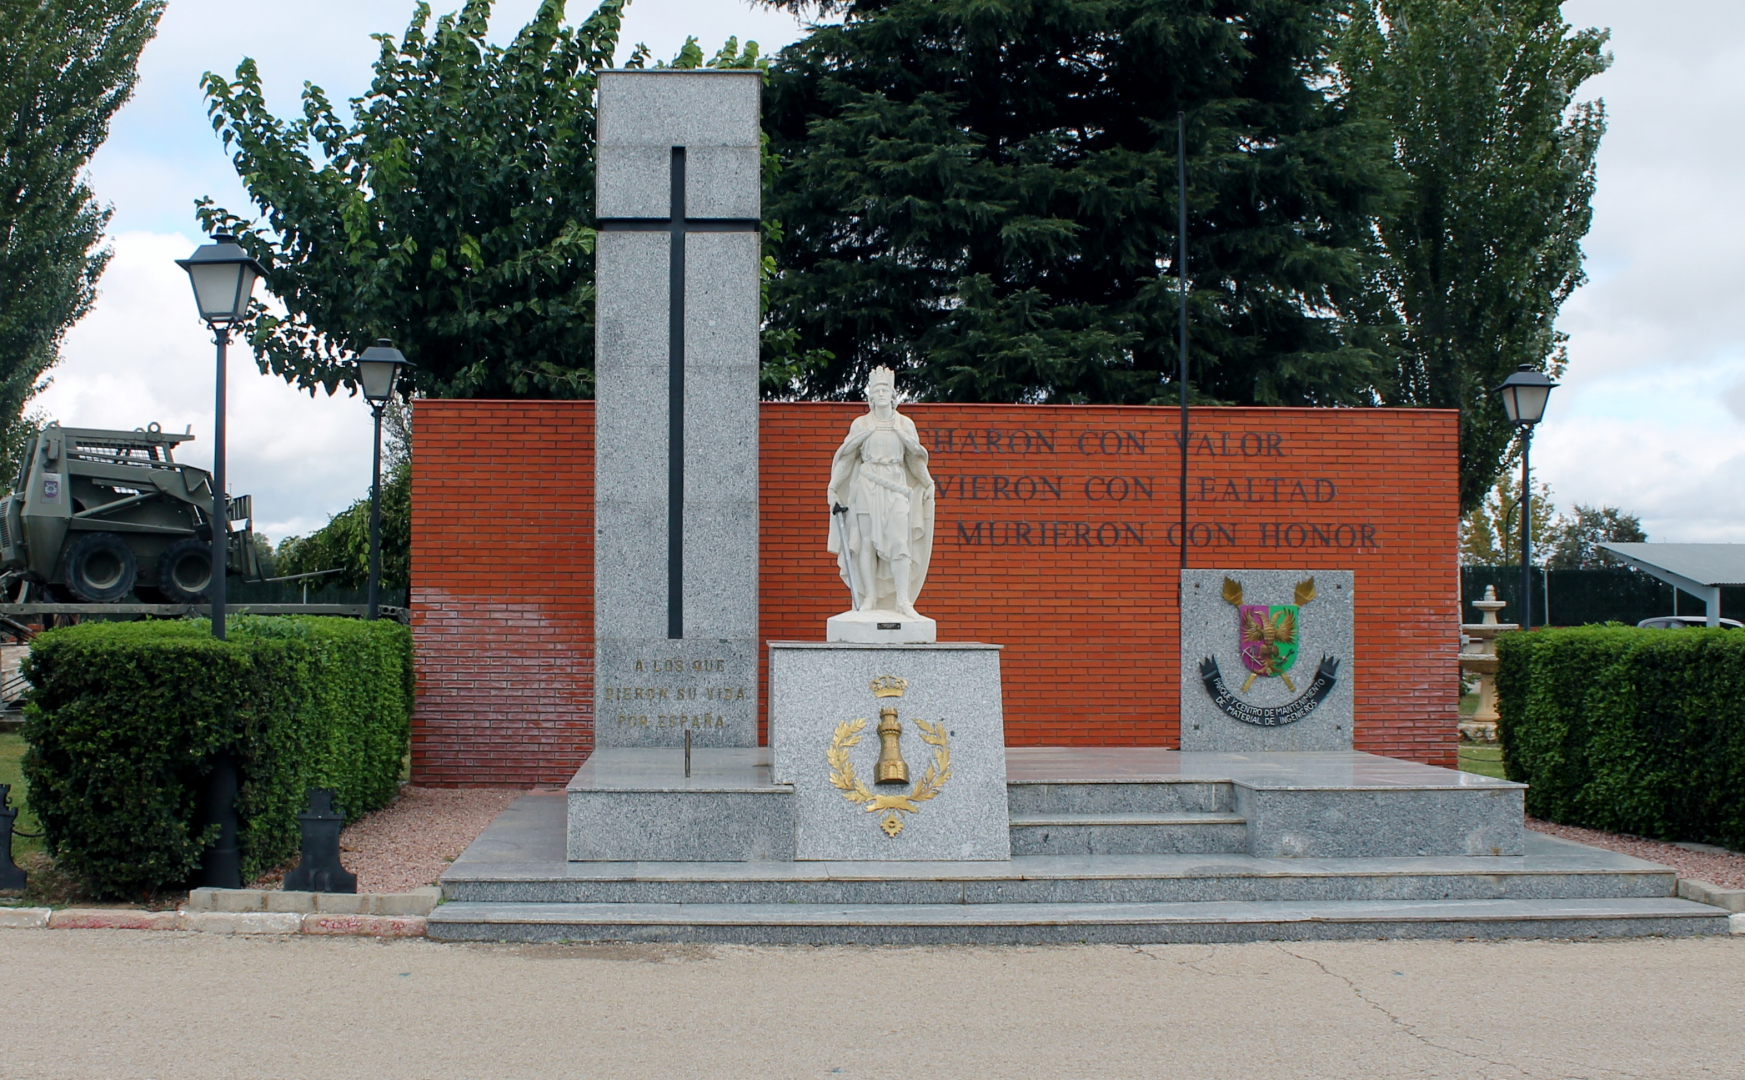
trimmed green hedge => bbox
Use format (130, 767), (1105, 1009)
(20, 616), (411, 897)
(1496, 626), (1745, 848)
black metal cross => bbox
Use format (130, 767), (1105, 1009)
(599, 147), (759, 640)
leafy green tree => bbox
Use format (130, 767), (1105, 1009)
(198, 0), (627, 400)
(1341, 0), (1609, 513)
(0, 0), (163, 455)
(759, 0), (1394, 404)
(1546, 504), (1645, 569)
(274, 459), (411, 591)
(1459, 471), (1556, 566)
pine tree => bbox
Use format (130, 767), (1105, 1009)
(759, 0), (1395, 404)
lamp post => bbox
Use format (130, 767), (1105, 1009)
(175, 233), (265, 642)
(352, 341), (411, 620)
(176, 232), (265, 891)
(1495, 365), (1557, 630)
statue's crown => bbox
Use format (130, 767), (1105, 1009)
(867, 365), (896, 391)
(870, 674), (908, 699)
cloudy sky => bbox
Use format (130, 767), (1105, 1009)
(37, 0), (1744, 543)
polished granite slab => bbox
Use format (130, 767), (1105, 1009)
(565, 748), (791, 861)
(1005, 747), (1524, 791)
(456, 791), (1656, 884)
(571, 746), (1522, 792)
(565, 747), (1524, 861)
(566, 747), (784, 793)
(427, 895), (1726, 944)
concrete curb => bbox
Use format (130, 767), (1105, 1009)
(1677, 879), (1745, 913)
(0, 888), (440, 937)
(186, 886), (441, 916)
(50, 908), (180, 931)
(1732, 913), (1745, 935)
(301, 913), (427, 937)
(0, 907), (52, 929)
(181, 911), (305, 935)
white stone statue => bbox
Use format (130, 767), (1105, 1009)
(825, 366), (936, 641)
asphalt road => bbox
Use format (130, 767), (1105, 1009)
(2, 931), (1741, 1079)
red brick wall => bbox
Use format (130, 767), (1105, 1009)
(411, 401), (594, 787)
(413, 401), (1459, 785)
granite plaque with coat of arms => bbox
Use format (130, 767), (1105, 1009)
(1179, 569), (1355, 751)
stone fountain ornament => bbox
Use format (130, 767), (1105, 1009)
(826, 365), (937, 643)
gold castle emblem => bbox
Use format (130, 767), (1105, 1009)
(827, 675), (951, 837)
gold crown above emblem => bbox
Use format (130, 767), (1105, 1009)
(870, 675), (908, 699)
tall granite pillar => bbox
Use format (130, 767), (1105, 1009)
(593, 71), (762, 747)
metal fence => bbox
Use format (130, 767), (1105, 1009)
(227, 580), (408, 608)
(1460, 566), (1743, 628)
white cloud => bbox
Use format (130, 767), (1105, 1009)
(35, 231), (375, 543)
(43, 1), (809, 547)
(1521, 1), (1745, 539)
(48, 1), (1745, 547)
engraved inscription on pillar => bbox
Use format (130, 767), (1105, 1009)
(592, 70), (763, 748)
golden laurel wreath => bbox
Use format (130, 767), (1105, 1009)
(826, 717), (952, 837)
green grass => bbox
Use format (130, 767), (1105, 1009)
(0, 731), (44, 858)
(1458, 742), (1507, 780)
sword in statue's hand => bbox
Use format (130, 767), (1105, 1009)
(832, 503), (860, 609)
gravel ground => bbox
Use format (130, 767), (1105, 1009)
(4, 933), (1744, 1079)
(1527, 817), (1745, 889)
(251, 786), (528, 893)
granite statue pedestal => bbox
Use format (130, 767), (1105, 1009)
(769, 642), (1009, 861)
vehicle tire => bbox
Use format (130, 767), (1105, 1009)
(157, 537), (212, 603)
(61, 532), (138, 603)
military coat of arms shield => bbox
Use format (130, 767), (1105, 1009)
(1179, 569), (1356, 752)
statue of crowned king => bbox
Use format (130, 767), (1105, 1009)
(825, 366), (938, 642)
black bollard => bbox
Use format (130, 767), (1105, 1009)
(0, 784), (26, 891)
(282, 788), (357, 893)
(195, 752), (242, 889)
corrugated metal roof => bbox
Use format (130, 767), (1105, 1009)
(1597, 543), (1745, 586)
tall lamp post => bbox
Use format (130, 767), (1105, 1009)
(1495, 365), (1557, 630)
(352, 341), (411, 620)
(176, 233), (265, 642)
(176, 233), (265, 890)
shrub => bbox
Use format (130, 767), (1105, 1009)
(1496, 625), (1745, 848)
(20, 616), (411, 897)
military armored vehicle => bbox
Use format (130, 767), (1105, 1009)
(0, 423), (259, 603)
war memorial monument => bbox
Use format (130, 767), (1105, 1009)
(421, 70), (1727, 942)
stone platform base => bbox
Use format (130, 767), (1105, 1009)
(566, 746), (1527, 865)
(566, 748), (792, 861)
(440, 787), (1733, 944)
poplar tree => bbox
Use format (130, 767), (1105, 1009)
(1342, 0), (1609, 512)
(0, 0), (163, 455)
(759, 0), (1395, 405)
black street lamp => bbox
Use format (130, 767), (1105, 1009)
(352, 340), (412, 620)
(1495, 364), (1557, 629)
(175, 233), (265, 643)
(177, 233), (265, 891)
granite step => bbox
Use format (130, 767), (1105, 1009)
(1008, 812), (1248, 856)
(1007, 780), (1235, 815)
(440, 847), (1681, 907)
(427, 896), (1730, 945)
